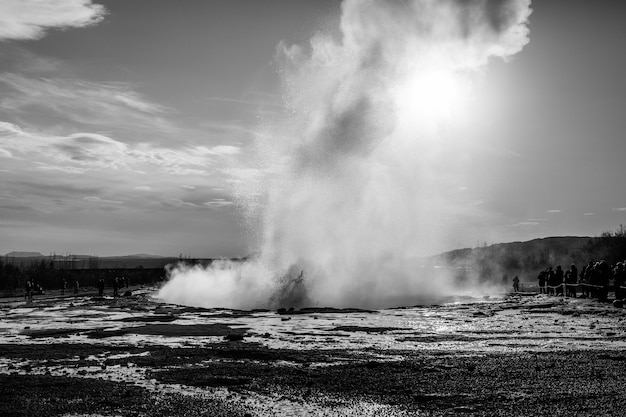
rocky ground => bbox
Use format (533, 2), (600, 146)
(1, 287), (626, 416)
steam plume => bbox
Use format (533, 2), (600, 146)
(159, 0), (532, 309)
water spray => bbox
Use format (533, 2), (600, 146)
(159, 0), (532, 309)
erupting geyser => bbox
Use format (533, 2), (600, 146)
(159, 0), (532, 309)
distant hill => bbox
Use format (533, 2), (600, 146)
(4, 251), (45, 258)
(3, 252), (165, 259)
(1, 253), (182, 269)
(431, 236), (592, 266)
(427, 236), (605, 282)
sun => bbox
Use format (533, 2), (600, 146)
(393, 68), (470, 132)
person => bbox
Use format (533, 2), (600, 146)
(113, 277), (119, 297)
(546, 266), (555, 295)
(98, 278), (105, 297)
(595, 260), (610, 300)
(580, 261), (593, 298)
(566, 264), (578, 298)
(512, 276), (520, 292)
(74, 280), (79, 295)
(616, 262), (626, 301)
(61, 278), (67, 295)
(538, 270), (546, 294)
(25, 279), (32, 300)
(554, 265), (564, 296)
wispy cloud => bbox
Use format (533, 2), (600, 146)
(161, 199), (201, 209)
(0, 0), (106, 41)
(512, 221), (540, 227)
(613, 208), (626, 212)
(205, 96), (280, 107)
(84, 196), (123, 205)
(0, 74), (172, 139)
(134, 186), (153, 192)
(196, 145), (241, 156)
(0, 121), (238, 176)
(547, 209), (561, 213)
(203, 199), (234, 209)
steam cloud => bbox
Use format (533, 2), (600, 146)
(159, 0), (532, 309)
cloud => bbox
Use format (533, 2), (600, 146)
(134, 186), (153, 192)
(53, 133), (128, 165)
(1, 126), (127, 168)
(0, 0), (106, 41)
(205, 95), (281, 108)
(0, 121), (23, 134)
(613, 208), (626, 212)
(162, 199), (200, 209)
(0, 121), (230, 176)
(9, 181), (101, 200)
(202, 199), (234, 209)
(547, 209), (561, 213)
(195, 145), (241, 156)
(84, 196), (123, 205)
(583, 212), (594, 216)
(512, 221), (539, 227)
(113, 91), (168, 113)
(0, 74), (170, 136)
(0, 72), (251, 182)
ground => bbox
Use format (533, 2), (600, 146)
(1, 286), (626, 416)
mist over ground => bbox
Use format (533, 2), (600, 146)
(159, 0), (533, 309)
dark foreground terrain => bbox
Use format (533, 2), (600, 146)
(1, 288), (626, 416)
(3, 343), (626, 416)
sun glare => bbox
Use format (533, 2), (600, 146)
(393, 69), (470, 132)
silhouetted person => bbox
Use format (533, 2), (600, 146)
(614, 262), (625, 301)
(25, 280), (32, 300)
(597, 260), (611, 301)
(554, 265), (564, 295)
(74, 280), (79, 295)
(580, 261), (593, 298)
(113, 277), (119, 297)
(546, 266), (555, 295)
(566, 264), (578, 298)
(98, 278), (105, 297)
(513, 276), (520, 292)
(61, 278), (67, 295)
(538, 270), (546, 294)
(568, 264), (578, 298)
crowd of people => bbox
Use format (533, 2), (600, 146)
(536, 260), (626, 301)
(24, 276), (130, 300)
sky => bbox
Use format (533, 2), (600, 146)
(1, 0), (625, 258)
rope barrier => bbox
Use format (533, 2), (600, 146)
(579, 283), (608, 289)
(544, 283), (605, 287)
(541, 283), (625, 289)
